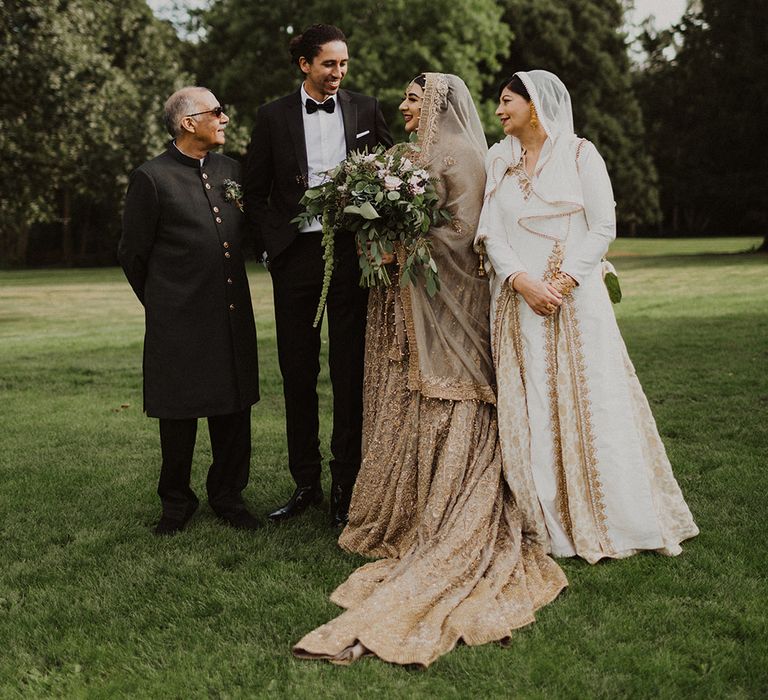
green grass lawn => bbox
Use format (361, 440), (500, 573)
(1, 238), (766, 698)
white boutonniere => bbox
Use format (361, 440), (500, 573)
(222, 179), (244, 212)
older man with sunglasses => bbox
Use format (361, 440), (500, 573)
(119, 87), (260, 535)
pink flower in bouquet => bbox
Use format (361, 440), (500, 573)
(383, 175), (403, 191)
(408, 174), (426, 195)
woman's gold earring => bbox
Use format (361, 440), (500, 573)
(530, 103), (539, 129)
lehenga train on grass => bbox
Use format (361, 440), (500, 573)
(476, 70), (698, 564)
(293, 73), (567, 667)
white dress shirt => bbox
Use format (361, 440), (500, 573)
(300, 84), (347, 232)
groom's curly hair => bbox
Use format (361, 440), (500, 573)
(289, 24), (346, 66)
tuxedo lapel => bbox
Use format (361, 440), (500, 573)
(339, 90), (358, 154)
(285, 91), (308, 182)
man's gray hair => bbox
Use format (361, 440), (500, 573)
(163, 86), (210, 138)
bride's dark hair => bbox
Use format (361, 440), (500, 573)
(412, 74), (427, 88)
(289, 24), (346, 66)
(497, 75), (531, 101)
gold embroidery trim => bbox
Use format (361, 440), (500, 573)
(396, 245), (422, 393)
(543, 243), (573, 538)
(562, 297), (613, 552)
(412, 73), (449, 166)
(492, 285), (526, 392)
(507, 162), (533, 201)
(575, 137), (589, 172)
(543, 312), (573, 539)
(511, 292), (526, 392)
(492, 285), (510, 369)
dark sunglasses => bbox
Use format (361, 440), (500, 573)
(186, 105), (227, 118)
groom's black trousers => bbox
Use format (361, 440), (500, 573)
(158, 408), (251, 519)
(269, 231), (368, 491)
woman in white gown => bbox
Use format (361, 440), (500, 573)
(293, 73), (566, 667)
(477, 70), (698, 564)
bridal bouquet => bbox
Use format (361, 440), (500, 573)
(292, 145), (449, 327)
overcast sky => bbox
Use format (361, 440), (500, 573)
(628, 0), (687, 28)
(148, 0), (688, 31)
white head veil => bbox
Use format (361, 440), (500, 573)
(518, 70), (574, 142)
(483, 70), (585, 241)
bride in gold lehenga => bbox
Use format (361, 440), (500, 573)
(292, 73), (567, 668)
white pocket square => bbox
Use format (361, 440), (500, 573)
(356, 130), (370, 139)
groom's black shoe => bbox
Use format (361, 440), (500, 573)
(267, 484), (323, 522)
(153, 502), (198, 536)
(329, 482), (352, 528)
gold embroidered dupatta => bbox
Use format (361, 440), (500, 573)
(398, 73), (495, 404)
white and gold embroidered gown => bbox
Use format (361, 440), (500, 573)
(478, 71), (698, 565)
(293, 74), (567, 668)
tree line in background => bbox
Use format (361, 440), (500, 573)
(1, 0), (765, 267)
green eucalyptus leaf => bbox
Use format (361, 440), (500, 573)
(358, 201), (381, 220)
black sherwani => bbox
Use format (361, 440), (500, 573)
(119, 143), (259, 518)
(120, 145), (259, 418)
(244, 88), (392, 491)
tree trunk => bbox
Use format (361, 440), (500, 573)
(0, 224), (30, 266)
(78, 204), (92, 262)
(758, 235), (768, 252)
(61, 189), (73, 266)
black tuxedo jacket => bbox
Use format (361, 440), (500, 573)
(244, 88), (393, 261)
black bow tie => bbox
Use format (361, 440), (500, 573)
(305, 97), (335, 114)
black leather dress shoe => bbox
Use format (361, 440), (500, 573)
(153, 502), (198, 536)
(329, 482), (351, 528)
(219, 509), (261, 531)
(267, 485), (323, 522)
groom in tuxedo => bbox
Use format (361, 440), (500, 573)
(245, 24), (392, 526)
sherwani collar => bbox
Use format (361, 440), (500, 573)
(168, 141), (209, 168)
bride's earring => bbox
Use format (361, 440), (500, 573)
(529, 103), (539, 130)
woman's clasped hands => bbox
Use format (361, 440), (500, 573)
(508, 271), (573, 316)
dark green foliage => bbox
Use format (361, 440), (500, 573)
(192, 0), (511, 141)
(492, 0), (661, 231)
(635, 0), (768, 236)
(0, 0), (186, 266)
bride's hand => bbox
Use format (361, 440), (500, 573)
(510, 273), (563, 316)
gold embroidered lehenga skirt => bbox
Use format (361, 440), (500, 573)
(293, 286), (567, 667)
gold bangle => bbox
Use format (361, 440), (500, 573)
(554, 271), (576, 296)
